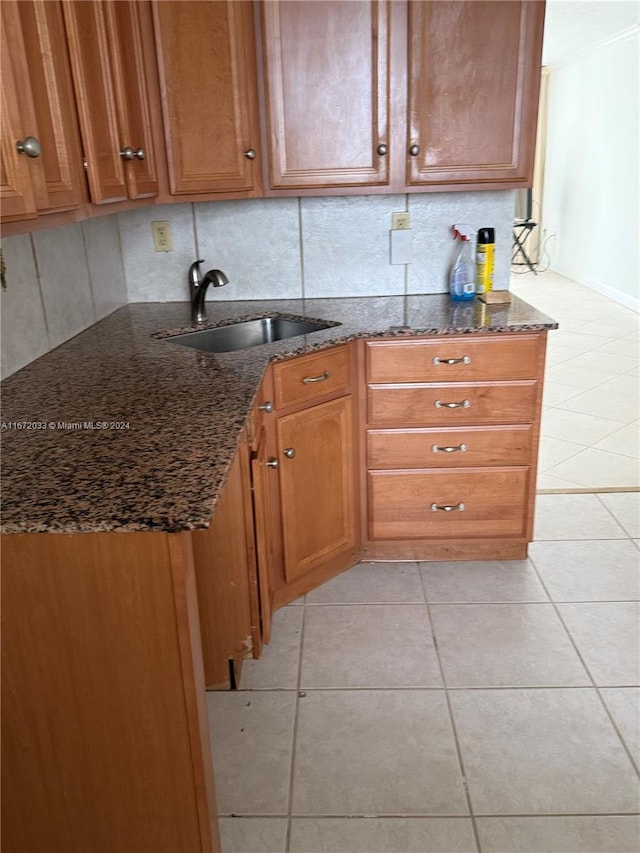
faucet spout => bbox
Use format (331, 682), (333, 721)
(188, 259), (229, 324)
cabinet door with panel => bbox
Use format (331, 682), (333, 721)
(406, 0), (545, 188)
(62, 0), (159, 204)
(191, 434), (262, 690)
(152, 0), (261, 197)
(1, 0), (85, 223)
(277, 395), (357, 583)
(260, 0), (391, 190)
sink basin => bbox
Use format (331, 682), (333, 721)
(165, 314), (338, 353)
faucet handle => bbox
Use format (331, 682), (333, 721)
(188, 259), (205, 286)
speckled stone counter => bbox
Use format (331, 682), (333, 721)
(1, 294), (556, 534)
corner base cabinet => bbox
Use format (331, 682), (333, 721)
(360, 332), (547, 561)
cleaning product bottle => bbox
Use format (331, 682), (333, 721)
(449, 225), (475, 301)
(476, 227), (495, 294)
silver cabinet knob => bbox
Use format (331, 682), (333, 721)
(258, 401), (273, 413)
(16, 136), (42, 158)
(265, 458), (279, 468)
(377, 143), (388, 156)
(120, 146), (145, 161)
(409, 144), (420, 156)
(244, 148), (256, 159)
(283, 447), (296, 459)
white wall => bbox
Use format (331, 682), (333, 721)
(1, 191), (515, 378)
(542, 27), (639, 311)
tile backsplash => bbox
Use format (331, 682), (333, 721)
(1, 190), (515, 378)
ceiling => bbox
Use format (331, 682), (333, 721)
(542, 0), (639, 65)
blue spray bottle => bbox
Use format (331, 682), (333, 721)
(449, 225), (476, 301)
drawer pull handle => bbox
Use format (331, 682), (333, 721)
(432, 356), (471, 366)
(434, 399), (471, 409)
(302, 370), (330, 385)
(432, 443), (467, 453)
(431, 502), (466, 512)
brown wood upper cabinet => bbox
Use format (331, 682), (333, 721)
(152, 0), (261, 197)
(1, 1), (86, 223)
(407, 1), (545, 188)
(259, 0), (545, 193)
(260, 0), (391, 190)
(62, 1), (159, 204)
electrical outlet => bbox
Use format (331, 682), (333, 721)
(152, 220), (173, 252)
(391, 212), (411, 230)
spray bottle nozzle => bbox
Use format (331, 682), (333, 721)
(452, 224), (473, 242)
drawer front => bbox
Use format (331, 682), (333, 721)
(367, 382), (538, 425)
(368, 468), (529, 539)
(366, 334), (543, 383)
(367, 425), (533, 469)
(273, 345), (350, 409)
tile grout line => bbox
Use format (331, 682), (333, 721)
(595, 492), (638, 540)
(417, 562), (483, 853)
(284, 596), (307, 852)
(527, 550), (640, 780)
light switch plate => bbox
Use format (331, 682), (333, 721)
(390, 229), (413, 264)
(152, 220), (173, 252)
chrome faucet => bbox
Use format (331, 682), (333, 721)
(188, 259), (229, 324)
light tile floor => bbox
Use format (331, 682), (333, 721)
(510, 270), (639, 491)
(208, 492), (640, 853)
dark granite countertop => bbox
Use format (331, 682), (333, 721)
(0, 294), (556, 534)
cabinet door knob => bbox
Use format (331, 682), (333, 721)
(120, 146), (145, 161)
(409, 144), (420, 156)
(15, 136), (42, 158)
(377, 143), (388, 156)
(244, 148), (257, 159)
(431, 502), (465, 512)
(265, 458), (279, 468)
(258, 401), (273, 413)
(283, 447), (296, 459)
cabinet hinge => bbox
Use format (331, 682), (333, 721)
(82, 157), (88, 171)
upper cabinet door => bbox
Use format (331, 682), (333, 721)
(62, 0), (158, 204)
(1, 1), (85, 223)
(1, 2), (37, 221)
(152, 0), (261, 196)
(260, 0), (391, 190)
(407, 0), (545, 189)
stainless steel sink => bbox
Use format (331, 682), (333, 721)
(164, 314), (338, 353)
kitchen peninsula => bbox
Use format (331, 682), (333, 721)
(1, 293), (556, 852)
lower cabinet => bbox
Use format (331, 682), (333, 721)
(254, 345), (360, 609)
(361, 332), (547, 560)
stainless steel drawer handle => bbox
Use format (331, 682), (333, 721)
(302, 370), (330, 385)
(432, 443), (467, 453)
(258, 401), (273, 413)
(431, 502), (465, 512)
(432, 356), (470, 366)
(434, 399), (471, 409)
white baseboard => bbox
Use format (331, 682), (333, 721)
(551, 266), (639, 313)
